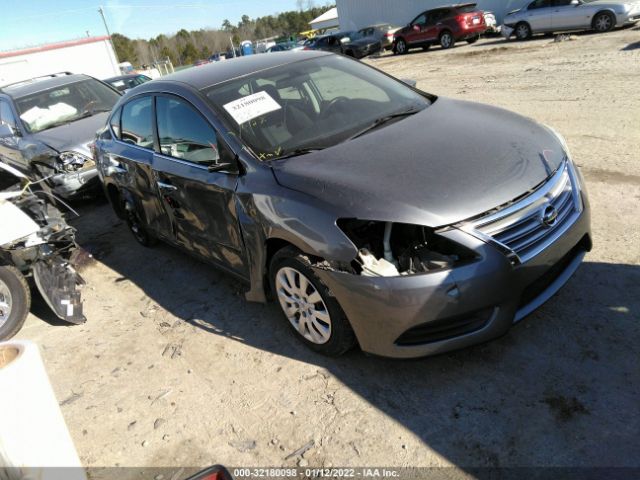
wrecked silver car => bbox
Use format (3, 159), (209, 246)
(95, 52), (591, 358)
(0, 163), (85, 340)
(0, 72), (120, 199)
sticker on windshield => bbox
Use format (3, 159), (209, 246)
(223, 91), (281, 125)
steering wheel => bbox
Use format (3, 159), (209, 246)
(82, 100), (97, 114)
(321, 96), (349, 119)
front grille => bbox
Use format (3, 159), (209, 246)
(395, 308), (494, 346)
(465, 161), (582, 264)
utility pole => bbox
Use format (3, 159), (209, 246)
(98, 6), (120, 65)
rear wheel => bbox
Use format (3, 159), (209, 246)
(0, 266), (30, 341)
(270, 247), (355, 356)
(515, 22), (532, 40)
(394, 38), (408, 54)
(124, 199), (156, 247)
(439, 31), (454, 49)
(593, 11), (615, 32)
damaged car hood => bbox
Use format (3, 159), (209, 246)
(30, 112), (109, 156)
(271, 97), (565, 227)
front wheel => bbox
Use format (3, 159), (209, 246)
(440, 31), (454, 49)
(270, 247), (355, 356)
(394, 38), (408, 55)
(593, 12), (615, 33)
(0, 265), (31, 341)
(515, 22), (532, 41)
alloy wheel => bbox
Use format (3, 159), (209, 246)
(441, 33), (453, 48)
(275, 267), (332, 345)
(396, 39), (406, 54)
(594, 14), (612, 32)
(516, 24), (530, 40)
(0, 278), (13, 328)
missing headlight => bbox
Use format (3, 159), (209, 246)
(58, 151), (94, 173)
(337, 219), (477, 276)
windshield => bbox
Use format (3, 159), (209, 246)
(15, 79), (120, 133)
(204, 55), (431, 160)
(108, 75), (151, 92)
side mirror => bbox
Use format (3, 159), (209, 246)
(186, 465), (233, 480)
(340, 37), (350, 44)
(0, 123), (16, 138)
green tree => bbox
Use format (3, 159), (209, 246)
(111, 33), (137, 63)
(181, 42), (199, 64)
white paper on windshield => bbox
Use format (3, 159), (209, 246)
(223, 91), (281, 125)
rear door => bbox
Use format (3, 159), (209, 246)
(110, 95), (172, 238)
(524, 0), (554, 32)
(152, 94), (246, 275)
(551, 0), (587, 30)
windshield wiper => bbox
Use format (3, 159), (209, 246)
(348, 107), (421, 140)
(274, 147), (326, 160)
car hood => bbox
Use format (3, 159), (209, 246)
(31, 111), (109, 156)
(271, 97), (566, 227)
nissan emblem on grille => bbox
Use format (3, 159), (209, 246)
(541, 205), (559, 228)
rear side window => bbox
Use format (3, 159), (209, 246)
(529, 0), (552, 9)
(155, 96), (220, 165)
(121, 96), (153, 148)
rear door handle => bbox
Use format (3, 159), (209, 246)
(157, 181), (177, 192)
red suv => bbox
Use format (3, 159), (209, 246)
(394, 3), (487, 53)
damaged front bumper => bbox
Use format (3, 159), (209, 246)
(50, 164), (100, 198)
(313, 200), (591, 359)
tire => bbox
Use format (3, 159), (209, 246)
(0, 265), (31, 341)
(344, 49), (355, 57)
(439, 31), (454, 49)
(269, 246), (356, 356)
(515, 22), (532, 41)
(123, 198), (157, 247)
(593, 11), (615, 33)
(394, 38), (408, 55)
(466, 35), (480, 44)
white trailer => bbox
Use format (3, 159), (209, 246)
(0, 36), (119, 86)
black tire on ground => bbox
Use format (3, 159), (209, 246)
(466, 35), (480, 44)
(269, 246), (356, 356)
(0, 265), (31, 341)
(439, 31), (455, 49)
(515, 22), (532, 41)
(394, 38), (408, 55)
(123, 198), (157, 247)
(593, 11), (615, 32)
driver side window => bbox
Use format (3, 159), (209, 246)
(155, 96), (221, 166)
(412, 14), (427, 26)
(0, 100), (17, 129)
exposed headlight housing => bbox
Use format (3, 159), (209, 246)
(337, 219), (478, 277)
(544, 125), (586, 192)
(58, 151), (93, 173)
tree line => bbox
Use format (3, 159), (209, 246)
(111, 3), (334, 67)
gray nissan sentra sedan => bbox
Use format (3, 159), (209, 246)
(95, 51), (592, 358)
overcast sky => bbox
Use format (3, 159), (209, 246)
(0, 0), (307, 51)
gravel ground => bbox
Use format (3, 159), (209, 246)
(15, 27), (640, 476)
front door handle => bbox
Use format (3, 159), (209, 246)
(157, 181), (177, 192)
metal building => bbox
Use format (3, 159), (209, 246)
(336, 0), (531, 31)
(0, 36), (119, 86)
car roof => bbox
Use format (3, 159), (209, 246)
(142, 50), (332, 91)
(0, 73), (91, 98)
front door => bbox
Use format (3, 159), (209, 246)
(525, 0), (554, 32)
(0, 99), (25, 172)
(152, 94), (246, 275)
(551, 0), (585, 30)
(406, 12), (430, 45)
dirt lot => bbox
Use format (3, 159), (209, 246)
(16, 27), (640, 475)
